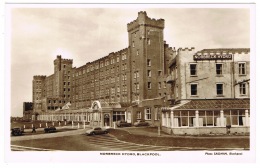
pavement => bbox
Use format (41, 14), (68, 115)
(10, 125), (249, 142)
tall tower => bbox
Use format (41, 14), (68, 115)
(127, 11), (165, 102)
(32, 75), (46, 113)
(53, 55), (73, 102)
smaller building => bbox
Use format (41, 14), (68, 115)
(161, 99), (250, 135)
(23, 102), (33, 120)
(37, 101), (132, 128)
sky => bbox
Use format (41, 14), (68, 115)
(7, 5), (251, 117)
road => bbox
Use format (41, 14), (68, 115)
(11, 130), (186, 151)
(10, 128), (248, 151)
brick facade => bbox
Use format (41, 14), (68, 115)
(30, 11), (250, 131)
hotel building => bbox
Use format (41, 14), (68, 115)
(30, 11), (250, 134)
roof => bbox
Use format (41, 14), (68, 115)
(197, 48), (250, 54)
(173, 99), (250, 110)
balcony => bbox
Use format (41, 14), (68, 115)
(166, 75), (175, 83)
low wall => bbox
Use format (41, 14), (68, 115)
(162, 126), (250, 135)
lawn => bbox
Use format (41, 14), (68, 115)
(108, 129), (250, 149)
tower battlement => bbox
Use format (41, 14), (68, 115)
(178, 47), (195, 51)
(54, 55), (73, 64)
(127, 11), (165, 32)
(33, 75), (46, 79)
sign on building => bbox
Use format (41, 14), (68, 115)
(193, 54), (232, 60)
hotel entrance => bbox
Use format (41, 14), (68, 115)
(104, 113), (110, 127)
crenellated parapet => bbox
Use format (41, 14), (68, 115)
(127, 11), (165, 32)
(62, 59), (73, 64)
(177, 47), (195, 52)
(24, 102), (33, 104)
(114, 48), (128, 55)
(54, 55), (73, 64)
(33, 75), (46, 80)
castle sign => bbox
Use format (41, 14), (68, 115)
(193, 54), (233, 60)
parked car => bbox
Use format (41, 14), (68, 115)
(86, 127), (108, 135)
(11, 127), (24, 136)
(44, 126), (56, 133)
(116, 121), (132, 127)
(134, 120), (149, 127)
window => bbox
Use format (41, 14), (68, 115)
(148, 82), (152, 89)
(191, 84), (197, 96)
(158, 82), (161, 89)
(148, 70), (151, 77)
(216, 64), (223, 75)
(158, 71), (162, 76)
(239, 83), (246, 95)
(132, 41), (135, 48)
(136, 83), (139, 90)
(137, 111), (141, 119)
(117, 57), (119, 62)
(137, 50), (139, 56)
(148, 39), (151, 45)
(145, 108), (151, 120)
(147, 59), (151, 66)
(113, 111), (125, 122)
(216, 83), (223, 95)
(190, 64), (197, 76)
(239, 63), (246, 75)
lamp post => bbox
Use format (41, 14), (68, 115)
(158, 109), (161, 136)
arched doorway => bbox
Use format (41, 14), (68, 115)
(104, 113), (110, 127)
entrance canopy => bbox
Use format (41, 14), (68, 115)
(89, 100), (130, 112)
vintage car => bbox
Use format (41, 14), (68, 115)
(86, 127), (108, 136)
(133, 120), (149, 127)
(44, 126), (56, 133)
(11, 127), (24, 136)
(116, 120), (132, 127)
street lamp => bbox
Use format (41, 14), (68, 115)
(158, 109), (161, 136)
